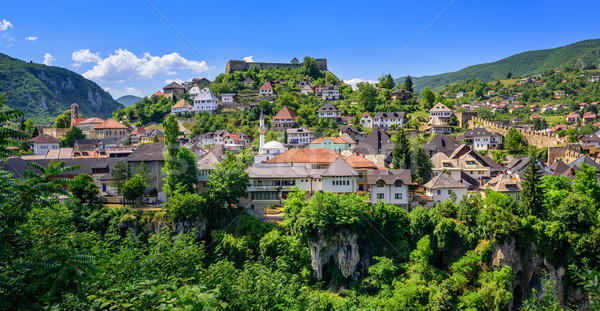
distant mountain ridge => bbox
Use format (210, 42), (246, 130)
(116, 95), (143, 107)
(0, 53), (123, 124)
(396, 39), (600, 92)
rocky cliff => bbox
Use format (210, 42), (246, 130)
(308, 231), (369, 283)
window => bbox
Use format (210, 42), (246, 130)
(395, 193), (402, 200)
(437, 190), (441, 195)
(394, 180), (403, 187)
(377, 180), (384, 187)
(377, 193), (384, 200)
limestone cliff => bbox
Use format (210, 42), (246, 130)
(308, 231), (369, 282)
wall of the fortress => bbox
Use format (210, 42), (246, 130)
(471, 117), (561, 148)
(226, 59), (328, 74)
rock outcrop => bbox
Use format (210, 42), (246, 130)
(308, 231), (368, 282)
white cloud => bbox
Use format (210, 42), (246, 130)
(344, 78), (377, 90)
(82, 49), (210, 82)
(243, 56), (254, 62)
(43, 53), (54, 66)
(165, 78), (184, 85)
(72, 49), (101, 63)
(24, 36), (37, 41)
(72, 63), (81, 68)
(125, 87), (141, 95)
(0, 20), (12, 31)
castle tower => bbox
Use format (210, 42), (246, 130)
(70, 103), (79, 127)
(259, 110), (265, 149)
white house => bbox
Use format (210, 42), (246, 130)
(220, 93), (236, 104)
(321, 157), (358, 193)
(360, 112), (374, 129)
(367, 169), (412, 210)
(301, 85), (314, 95)
(260, 82), (274, 97)
(317, 102), (341, 119)
(463, 128), (504, 151)
(373, 112), (405, 129)
(29, 134), (61, 155)
(457, 91), (465, 98)
(429, 102), (453, 121)
(286, 128), (315, 146)
(190, 87), (219, 112)
(423, 172), (468, 205)
(171, 99), (194, 114)
(321, 84), (340, 100)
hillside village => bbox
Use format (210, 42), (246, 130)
(5, 57), (600, 217)
(3, 55), (600, 310)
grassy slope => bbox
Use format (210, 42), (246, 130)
(397, 39), (600, 92)
(0, 53), (123, 124)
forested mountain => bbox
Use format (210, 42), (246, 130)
(115, 95), (142, 107)
(0, 53), (123, 124)
(396, 39), (600, 92)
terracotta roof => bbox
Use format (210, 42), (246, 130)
(130, 126), (146, 135)
(95, 119), (128, 130)
(273, 106), (296, 120)
(78, 117), (105, 125)
(154, 91), (163, 96)
(423, 172), (467, 189)
(260, 82), (273, 90)
(310, 137), (349, 144)
(343, 153), (377, 169)
(29, 133), (60, 144)
(362, 111), (372, 118)
(266, 148), (340, 164)
(530, 114), (543, 119)
(226, 133), (243, 142)
(172, 99), (193, 109)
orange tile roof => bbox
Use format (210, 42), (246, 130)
(130, 126), (146, 135)
(154, 91), (163, 96)
(273, 106), (296, 120)
(78, 117), (105, 125)
(266, 148), (340, 164)
(310, 137), (349, 144)
(343, 153), (377, 169)
(362, 111), (372, 117)
(72, 118), (87, 127)
(260, 82), (273, 90)
(530, 114), (543, 119)
(580, 102), (588, 106)
(95, 119), (128, 130)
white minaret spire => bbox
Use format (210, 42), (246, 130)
(259, 109), (265, 149)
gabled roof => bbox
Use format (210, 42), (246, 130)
(569, 155), (600, 172)
(580, 134), (600, 143)
(95, 119), (128, 130)
(154, 91), (163, 96)
(362, 111), (372, 118)
(172, 99), (193, 109)
(391, 88), (411, 94)
(367, 169), (412, 185)
(143, 129), (165, 138)
(193, 87), (218, 101)
(29, 133), (61, 144)
(343, 153), (377, 169)
(373, 112), (405, 120)
(287, 127), (314, 134)
(273, 106), (296, 120)
(339, 132), (356, 144)
(321, 157), (359, 177)
(198, 151), (221, 170)
(423, 172), (467, 189)
(464, 128), (492, 138)
(550, 159), (570, 176)
(260, 82), (273, 90)
(424, 135), (457, 156)
(130, 126), (146, 135)
(310, 137), (349, 144)
(354, 126), (394, 155)
(266, 148), (340, 164)
(78, 117), (105, 125)
(317, 102), (339, 113)
(487, 174), (521, 192)
(430, 102), (452, 112)
(126, 143), (165, 162)
(243, 77), (254, 82)
(163, 82), (184, 89)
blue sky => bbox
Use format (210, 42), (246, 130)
(1, 0), (600, 98)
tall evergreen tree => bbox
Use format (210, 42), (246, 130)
(414, 146), (433, 184)
(521, 155), (544, 216)
(163, 115), (181, 197)
(392, 129), (411, 170)
(404, 75), (414, 93)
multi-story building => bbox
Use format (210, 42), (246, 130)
(94, 119), (128, 140)
(317, 102), (340, 119)
(190, 87), (219, 112)
(286, 128), (315, 146)
(273, 106), (296, 131)
(321, 84), (340, 100)
(367, 169), (412, 210)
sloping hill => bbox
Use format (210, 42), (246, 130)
(116, 95), (142, 107)
(0, 53), (123, 124)
(396, 39), (600, 92)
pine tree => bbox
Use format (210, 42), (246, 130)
(392, 129), (411, 169)
(414, 146), (433, 184)
(521, 155), (544, 216)
(404, 75), (413, 93)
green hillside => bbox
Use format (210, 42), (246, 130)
(0, 53), (123, 124)
(116, 95), (143, 107)
(397, 39), (600, 92)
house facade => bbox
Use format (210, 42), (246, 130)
(373, 112), (405, 129)
(321, 84), (340, 100)
(190, 87), (219, 112)
(367, 169), (412, 210)
(29, 134), (60, 155)
(309, 137), (352, 153)
(273, 106), (296, 131)
(317, 102), (340, 119)
(286, 128), (315, 146)
(94, 119), (128, 140)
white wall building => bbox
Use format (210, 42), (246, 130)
(424, 172), (468, 205)
(360, 112), (374, 129)
(321, 157), (358, 193)
(367, 169), (412, 209)
(287, 128), (315, 146)
(373, 112), (405, 129)
(190, 87), (219, 112)
(317, 102), (341, 119)
(29, 134), (61, 155)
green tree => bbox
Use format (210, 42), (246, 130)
(521, 156), (544, 216)
(163, 115), (180, 197)
(54, 110), (72, 128)
(173, 147), (199, 195)
(121, 174), (147, 205)
(111, 161), (131, 195)
(420, 87), (435, 110)
(504, 128), (525, 154)
(135, 161), (152, 187)
(290, 57), (299, 64)
(61, 126), (85, 148)
(414, 146), (433, 184)
(506, 72), (512, 79)
(357, 82), (377, 112)
(404, 75), (413, 93)
(208, 152), (249, 208)
(448, 114), (459, 127)
(24, 119), (36, 135)
(122, 135), (132, 146)
(68, 174), (99, 203)
(392, 129), (411, 170)
(566, 127), (579, 143)
(0, 94), (29, 157)
(378, 74), (395, 89)
(573, 163), (600, 204)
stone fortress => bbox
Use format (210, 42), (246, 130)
(226, 58), (328, 74)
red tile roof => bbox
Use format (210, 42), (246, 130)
(154, 91), (163, 96)
(530, 114), (543, 119)
(29, 133), (61, 144)
(78, 117), (105, 125)
(95, 119), (128, 130)
(260, 82), (273, 90)
(273, 106), (296, 120)
(362, 111), (372, 118)
(130, 126), (146, 135)
(266, 148), (340, 164)
(343, 153), (377, 169)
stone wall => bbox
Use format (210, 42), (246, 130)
(455, 111), (477, 128)
(548, 145), (600, 166)
(471, 117), (561, 148)
(226, 59), (328, 74)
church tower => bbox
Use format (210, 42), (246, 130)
(70, 103), (79, 127)
(259, 110), (265, 149)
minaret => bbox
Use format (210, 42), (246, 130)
(259, 110), (265, 149)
